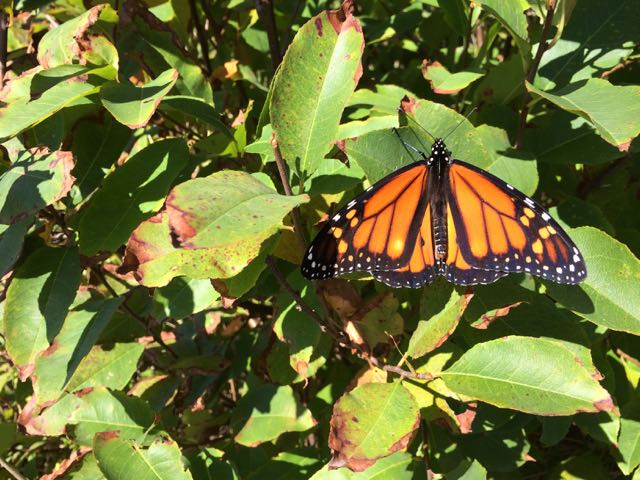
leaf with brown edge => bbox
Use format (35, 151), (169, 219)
(37, 5), (107, 68)
(472, 301), (524, 330)
(421, 60), (484, 95)
(0, 148), (75, 224)
(270, 0), (364, 180)
(328, 382), (420, 472)
(122, 170), (308, 287)
(408, 286), (473, 359)
(349, 292), (404, 349)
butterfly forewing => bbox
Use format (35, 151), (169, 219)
(446, 160), (587, 284)
(301, 162), (429, 280)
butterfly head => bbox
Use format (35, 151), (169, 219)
(428, 138), (452, 166)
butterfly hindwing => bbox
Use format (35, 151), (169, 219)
(301, 162), (429, 280)
(371, 202), (438, 288)
(447, 160), (586, 284)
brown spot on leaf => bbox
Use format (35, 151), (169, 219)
(400, 95), (418, 115)
(166, 192), (197, 242)
(40, 448), (90, 480)
(96, 430), (121, 441)
(315, 17), (323, 36)
(617, 140), (632, 152)
(593, 396), (616, 412)
(455, 402), (477, 434)
(421, 59), (463, 95)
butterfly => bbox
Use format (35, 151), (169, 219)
(301, 134), (586, 288)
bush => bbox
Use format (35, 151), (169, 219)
(0, 0), (639, 478)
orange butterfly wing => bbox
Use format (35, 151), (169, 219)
(446, 160), (586, 284)
(301, 162), (429, 279)
(371, 202), (437, 288)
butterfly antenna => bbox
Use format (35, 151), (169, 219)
(393, 127), (427, 161)
(398, 107), (437, 142)
(443, 106), (478, 142)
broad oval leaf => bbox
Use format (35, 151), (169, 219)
(100, 69), (179, 129)
(422, 60), (484, 95)
(32, 298), (122, 407)
(77, 138), (189, 256)
(231, 383), (316, 447)
(3, 246), (81, 380)
(271, 4), (364, 180)
(310, 452), (422, 479)
(123, 170), (308, 287)
(94, 434), (193, 480)
(408, 286), (471, 359)
(0, 79), (99, 142)
(329, 382), (420, 472)
(545, 227), (640, 335)
(37, 5), (106, 68)
(72, 387), (155, 446)
(346, 97), (495, 183)
(440, 336), (614, 416)
(0, 149), (74, 224)
(527, 79), (640, 150)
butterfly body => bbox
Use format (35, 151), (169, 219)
(301, 137), (586, 288)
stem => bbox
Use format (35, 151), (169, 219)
(188, 0), (211, 74)
(515, 0), (556, 149)
(91, 267), (178, 359)
(266, 255), (339, 338)
(0, 458), (27, 480)
(271, 134), (307, 250)
(0, 11), (8, 89)
(255, 0), (282, 72)
(381, 364), (434, 381)
(577, 155), (628, 199)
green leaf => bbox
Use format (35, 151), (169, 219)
(537, 0), (639, 87)
(337, 116), (398, 141)
(152, 276), (220, 320)
(408, 287), (469, 358)
(37, 5), (106, 68)
(545, 227), (640, 335)
(526, 79), (640, 150)
(475, 125), (538, 196)
(0, 218), (31, 277)
(246, 450), (322, 480)
(160, 95), (227, 132)
(94, 434), (193, 480)
(440, 336), (614, 416)
(77, 138), (189, 256)
(100, 69), (179, 129)
(303, 158), (365, 196)
(274, 279), (329, 379)
(32, 298), (122, 406)
(0, 79), (99, 142)
(70, 117), (132, 203)
(525, 111), (625, 165)
(231, 383), (316, 447)
(329, 382), (420, 471)
(124, 170), (308, 287)
(271, 6), (364, 180)
(446, 459), (487, 480)
(346, 85), (416, 116)
(616, 401), (640, 475)
(346, 98), (494, 183)
(72, 387), (155, 446)
(0, 149), (74, 224)
(3, 246), (81, 380)
(353, 292), (404, 348)
(64, 453), (106, 480)
(474, 0), (531, 67)
(66, 342), (143, 393)
(422, 61), (484, 95)
(310, 452), (424, 479)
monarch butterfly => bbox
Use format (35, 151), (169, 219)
(301, 131), (586, 288)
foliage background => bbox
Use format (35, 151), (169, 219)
(0, 0), (639, 478)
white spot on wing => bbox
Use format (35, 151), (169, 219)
(542, 212), (550, 221)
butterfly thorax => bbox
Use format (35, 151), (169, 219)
(428, 139), (452, 263)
